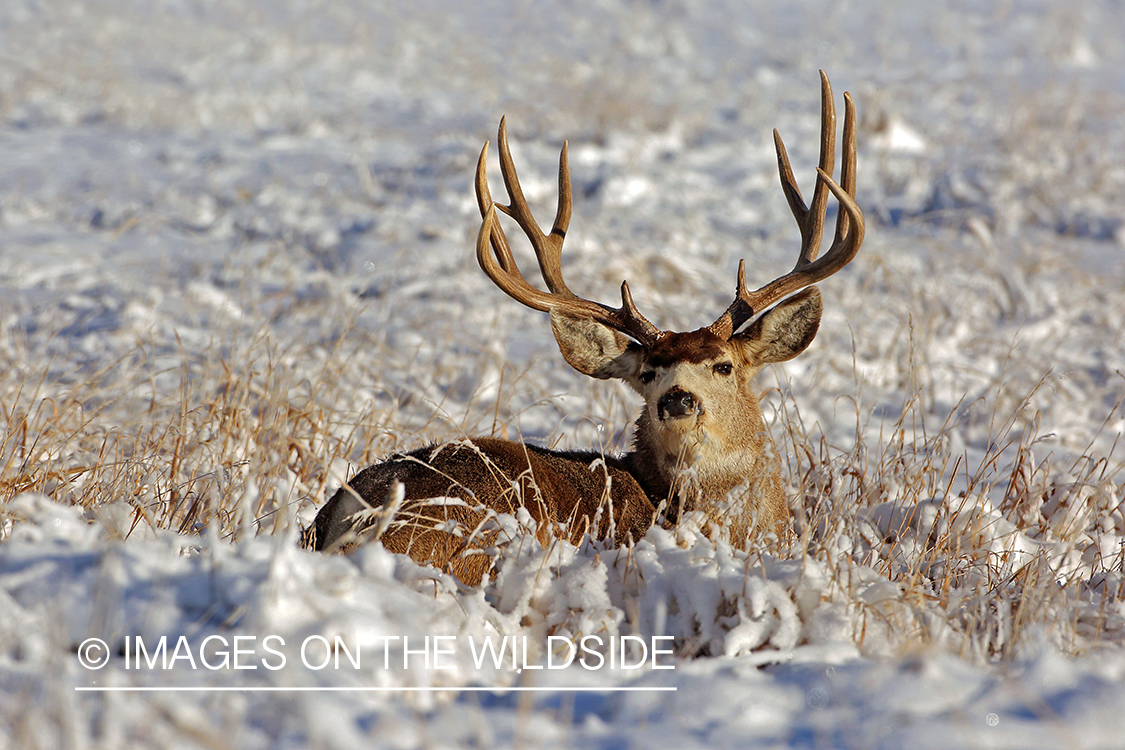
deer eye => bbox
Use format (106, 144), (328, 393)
(712, 363), (733, 376)
(639, 370), (656, 384)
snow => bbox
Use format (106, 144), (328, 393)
(2, 0), (1124, 747)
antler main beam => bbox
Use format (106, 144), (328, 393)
(474, 118), (665, 347)
(709, 70), (864, 340)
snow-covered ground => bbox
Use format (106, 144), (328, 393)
(2, 1), (1124, 747)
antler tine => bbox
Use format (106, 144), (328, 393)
(616, 280), (662, 345)
(475, 141), (519, 275)
(832, 91), (857, 247)
(709, 72), (864, 339)
(774, 69), (836, 266)
(474, 119), (665, 347)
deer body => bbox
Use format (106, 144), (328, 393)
(314, 72), (864, 584)
(314, 438), (656, 585)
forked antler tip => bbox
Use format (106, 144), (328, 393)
(472, 115), (659, 335)
(710, 71), (864, 337)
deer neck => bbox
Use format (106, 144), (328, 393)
(623, 404), (779, 519)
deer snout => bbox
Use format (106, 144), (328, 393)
(658, 387), (701, 421)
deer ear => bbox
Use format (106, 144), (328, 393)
(549, 310), (641, 380)
(732, 286), (822, 364)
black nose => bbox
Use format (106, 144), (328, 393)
(658, 388), (698, 420)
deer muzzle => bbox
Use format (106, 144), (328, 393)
(658, 387), (701, 421)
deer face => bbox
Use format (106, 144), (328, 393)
(550, 285), (823, 479)
(633, 328), (758, 471)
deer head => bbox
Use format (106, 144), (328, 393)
(473, 71), (863, 534)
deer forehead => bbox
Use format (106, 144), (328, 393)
(643, 329), (733, 369)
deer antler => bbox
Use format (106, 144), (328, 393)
(709, 71), (864, 340)
(475, 117), (665, 347)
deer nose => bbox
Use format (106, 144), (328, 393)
(658, 387), (699, 420)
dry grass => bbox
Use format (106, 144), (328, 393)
(0, 322), (387, 541)
(772, 364), (1125, 661)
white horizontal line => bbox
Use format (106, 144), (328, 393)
(75, 686), (676, 693)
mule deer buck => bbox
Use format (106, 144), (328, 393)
(314, 72), (863, 584)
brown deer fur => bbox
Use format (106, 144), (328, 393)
(314, 438), (655, 585)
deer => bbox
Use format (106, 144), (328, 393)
(313, 71), (863, 585)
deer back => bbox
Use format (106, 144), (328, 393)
(314, 437), (656, 584)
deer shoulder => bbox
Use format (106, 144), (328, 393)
(313, 71), (864, 584)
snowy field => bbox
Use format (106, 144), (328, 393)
(2, 0), (1124, 747)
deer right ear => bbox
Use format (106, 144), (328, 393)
(549, 310), (641, 380)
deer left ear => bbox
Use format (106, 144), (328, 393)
(732, 286), (822, 364)
(549, 309), (642, 380)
